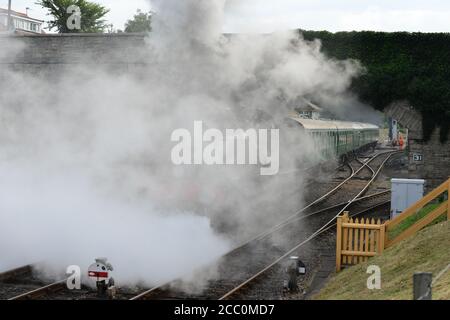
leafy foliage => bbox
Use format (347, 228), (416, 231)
(300, 31), (450, 142)
(37, 0), (110, 33)
(124, 10), (152, 33)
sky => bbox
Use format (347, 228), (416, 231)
(2, 0), (450, 33)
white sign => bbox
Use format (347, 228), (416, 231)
(413, 154), (423, 162)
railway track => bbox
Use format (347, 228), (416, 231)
(5, 281), (147, 300)
(2, 161), (353, 300)
(130, 150), (399, 300)
(0, 265), (33, 283)
(218, 151), (398, 300)
(2, 149), (400, 300)
(0, 264), (55, 300)
(220, 201), (391, 300)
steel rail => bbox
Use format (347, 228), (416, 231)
(218, 151), (399, 300)
(131, 191), (393, 300)
(0, 265), (33, 282)
(130, 192), (391, 301)
(274, 189), (390, 228)
(226, 151), (396, 256)
(219, 200), (391, 300)
(131, 151), (399, 300)
(5, 150), (400, 301)
(9, 280), (66, 300)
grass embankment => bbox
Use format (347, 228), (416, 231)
(314, 220), (450, 300)
(388, 202), (447, 239)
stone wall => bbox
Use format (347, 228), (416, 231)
(386, 103), (450, 191)
(408, 129), (450, 191)
(0, 33), (148, 76)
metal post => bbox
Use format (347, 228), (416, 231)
(7, 0), (12, 31)
(287, 257), (299, 292)
(413, 272), (432, 300)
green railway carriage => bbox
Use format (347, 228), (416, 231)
(289, 117), (380, 161)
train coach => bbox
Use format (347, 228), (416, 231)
(288, 117), (380, 161)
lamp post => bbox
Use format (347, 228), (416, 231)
(7, 0), (12, 31)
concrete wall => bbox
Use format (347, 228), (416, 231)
(386, 103), (450, 191)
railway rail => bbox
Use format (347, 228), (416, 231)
(219, 151), (398, 300)
(1, 149), (401, 301)
(130, 150), (399, 300)
(0, 265), (33, 283)
(220, 201), (390, 300)
(6, 278), (144, 300)
(0, 264), (59, 300)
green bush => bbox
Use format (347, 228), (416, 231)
(300, 30), (450, 142)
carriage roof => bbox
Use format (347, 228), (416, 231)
(289, 117), (379, 131)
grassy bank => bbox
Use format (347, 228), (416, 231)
(388, 202), (447, 239)
(314, 220), (449, 300)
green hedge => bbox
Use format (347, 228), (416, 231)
(300, 30), (450, 142)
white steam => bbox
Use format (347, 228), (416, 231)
(0, 0), (370, 288)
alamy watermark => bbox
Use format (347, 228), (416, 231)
(367, 265), (381, 290)
(171, 121), (280, 176)
(67, 5), (81, 31)
(66, 265), (81, 290)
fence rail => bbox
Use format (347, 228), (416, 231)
(336, 178), (450, 272)
(336, 212), (385, 272)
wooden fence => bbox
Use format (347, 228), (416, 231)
(384, 177), (450, 248)
(336, 177), (450, 272)
(336, 212), (385, 272)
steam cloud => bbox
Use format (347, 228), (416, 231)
(0, 0), (375, 288)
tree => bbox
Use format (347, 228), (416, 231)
(124, 9), (152, 33)
(36, 0), (110, 33)
(301, 30), (450, 142)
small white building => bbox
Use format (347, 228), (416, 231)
(0, 8), (44, 34)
